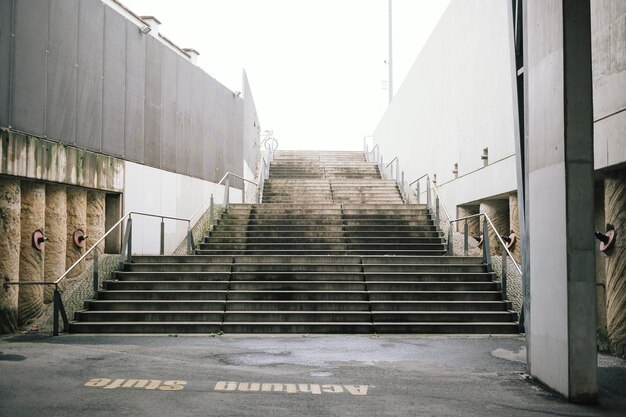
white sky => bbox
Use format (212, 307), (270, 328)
(123, 0), (450, 151)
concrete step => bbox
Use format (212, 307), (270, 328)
(223, 311), (372, 322)
(230, 272), (362, 281)
(69, 322), (223, 333)
(104, 281), (230, 290)
(207, 231), (443, 239)
(368, 291), (502, 301)
(225, 300), (370, 311)
(230, 281), (367, 291)
(370, 301), (512, 311)
(75, 311), (224, 322)
(204, 237), (444, 245)
(373, 323), (519, 334)
(227, 291), (369, 301)
(195, 249), (447, 256)
(363, 272), (495, 281)
(370, 311), (516, 323)
(113, 272), (230, 282)
(231, 263), (363, 272)
(84, 300), (226, 311)
(221, 322), (374, 333)
(98, 291), (227, 301)
(130, 255), (233, 263)
(123, 263), (231, 272)
(363, 264), (488, 272)
(365, 281), (500, 291)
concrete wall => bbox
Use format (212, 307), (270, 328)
(373, 0), (518, 211)
(591, 0), (626, 171)
(0, 129), (124, 193)
(123, 161), (242, 255)
(0, 0), (259, 184)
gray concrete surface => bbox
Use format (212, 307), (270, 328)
(1, 334), (625, 416)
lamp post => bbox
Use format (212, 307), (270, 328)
(388, 0), (393, 104)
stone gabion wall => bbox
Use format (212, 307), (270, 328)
(173, 204), (224, 255)
(39, 254), (121, 334)
(448, 227), (523, 314)
(491, 255), (523, 313)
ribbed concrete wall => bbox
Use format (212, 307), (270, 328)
(604, 169), (626, 356)
(508, 194), (521, 264)
(18, 182), (45, 326)
(456, 206), (480, 236)
(0, 178), (20, 333)
(66, 188), (87, 281)
(479, 200), (509, 256)
(86, 191), (106, 259)
(44, 184), (67, 303)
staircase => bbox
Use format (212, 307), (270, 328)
(69, 150), (519, 334)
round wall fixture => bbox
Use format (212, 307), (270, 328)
(73, 229), (88, 248)
(32, 230), (47, 251)
(595, 224), (616, 253)
(504, 232), (517, 250)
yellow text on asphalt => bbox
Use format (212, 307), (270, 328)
(214, 381), (369, 395)
(85, 378), (186, 391)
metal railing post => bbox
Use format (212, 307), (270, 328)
(482, 216), (492, 269)
(416, 182), (420, 204)
(435, 196), (440, 229)
(52, 287), (68, 336)
(119, 216), (132, 269)
(92, 247), (99, 299)
(502, 252), (508, 299)
(395, 160), (400, 182)
(224, 175), (230, 209)
(53, 287), (59, 336)
(464, 220), (469, 256)
(209, 194), (214, 229)
(426, 177), (432, 209)
(447, 226), (453, 255)
(127, 217), (132, 264)
(186, 224), (195, 255)
(160, 217), (165, 256)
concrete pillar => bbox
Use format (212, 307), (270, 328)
(44, 185), (67, 303)
(479, 200), (509, 255)
(18, 182), (45, 326)
(524, 0), (597, 401)
(66, 188), (87, 280)
(86, 191), (106, 258)
(509, 194), (522, 264)
(604, 170), (626, 355)
(0, 178), (21, 333)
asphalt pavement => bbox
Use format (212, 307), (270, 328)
(1, 334), (625, 417)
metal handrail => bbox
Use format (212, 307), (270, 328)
(410, 173), (452, 222)
(189, 171), (258, 222)
(385, 156), (399, 169)
(409, 174), (428, 186)
(450, 213), (522, 275)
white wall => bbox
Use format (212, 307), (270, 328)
(124, 161), (242, 255)
(373, 0), (518, 211)
(591, 0), (626, 170)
